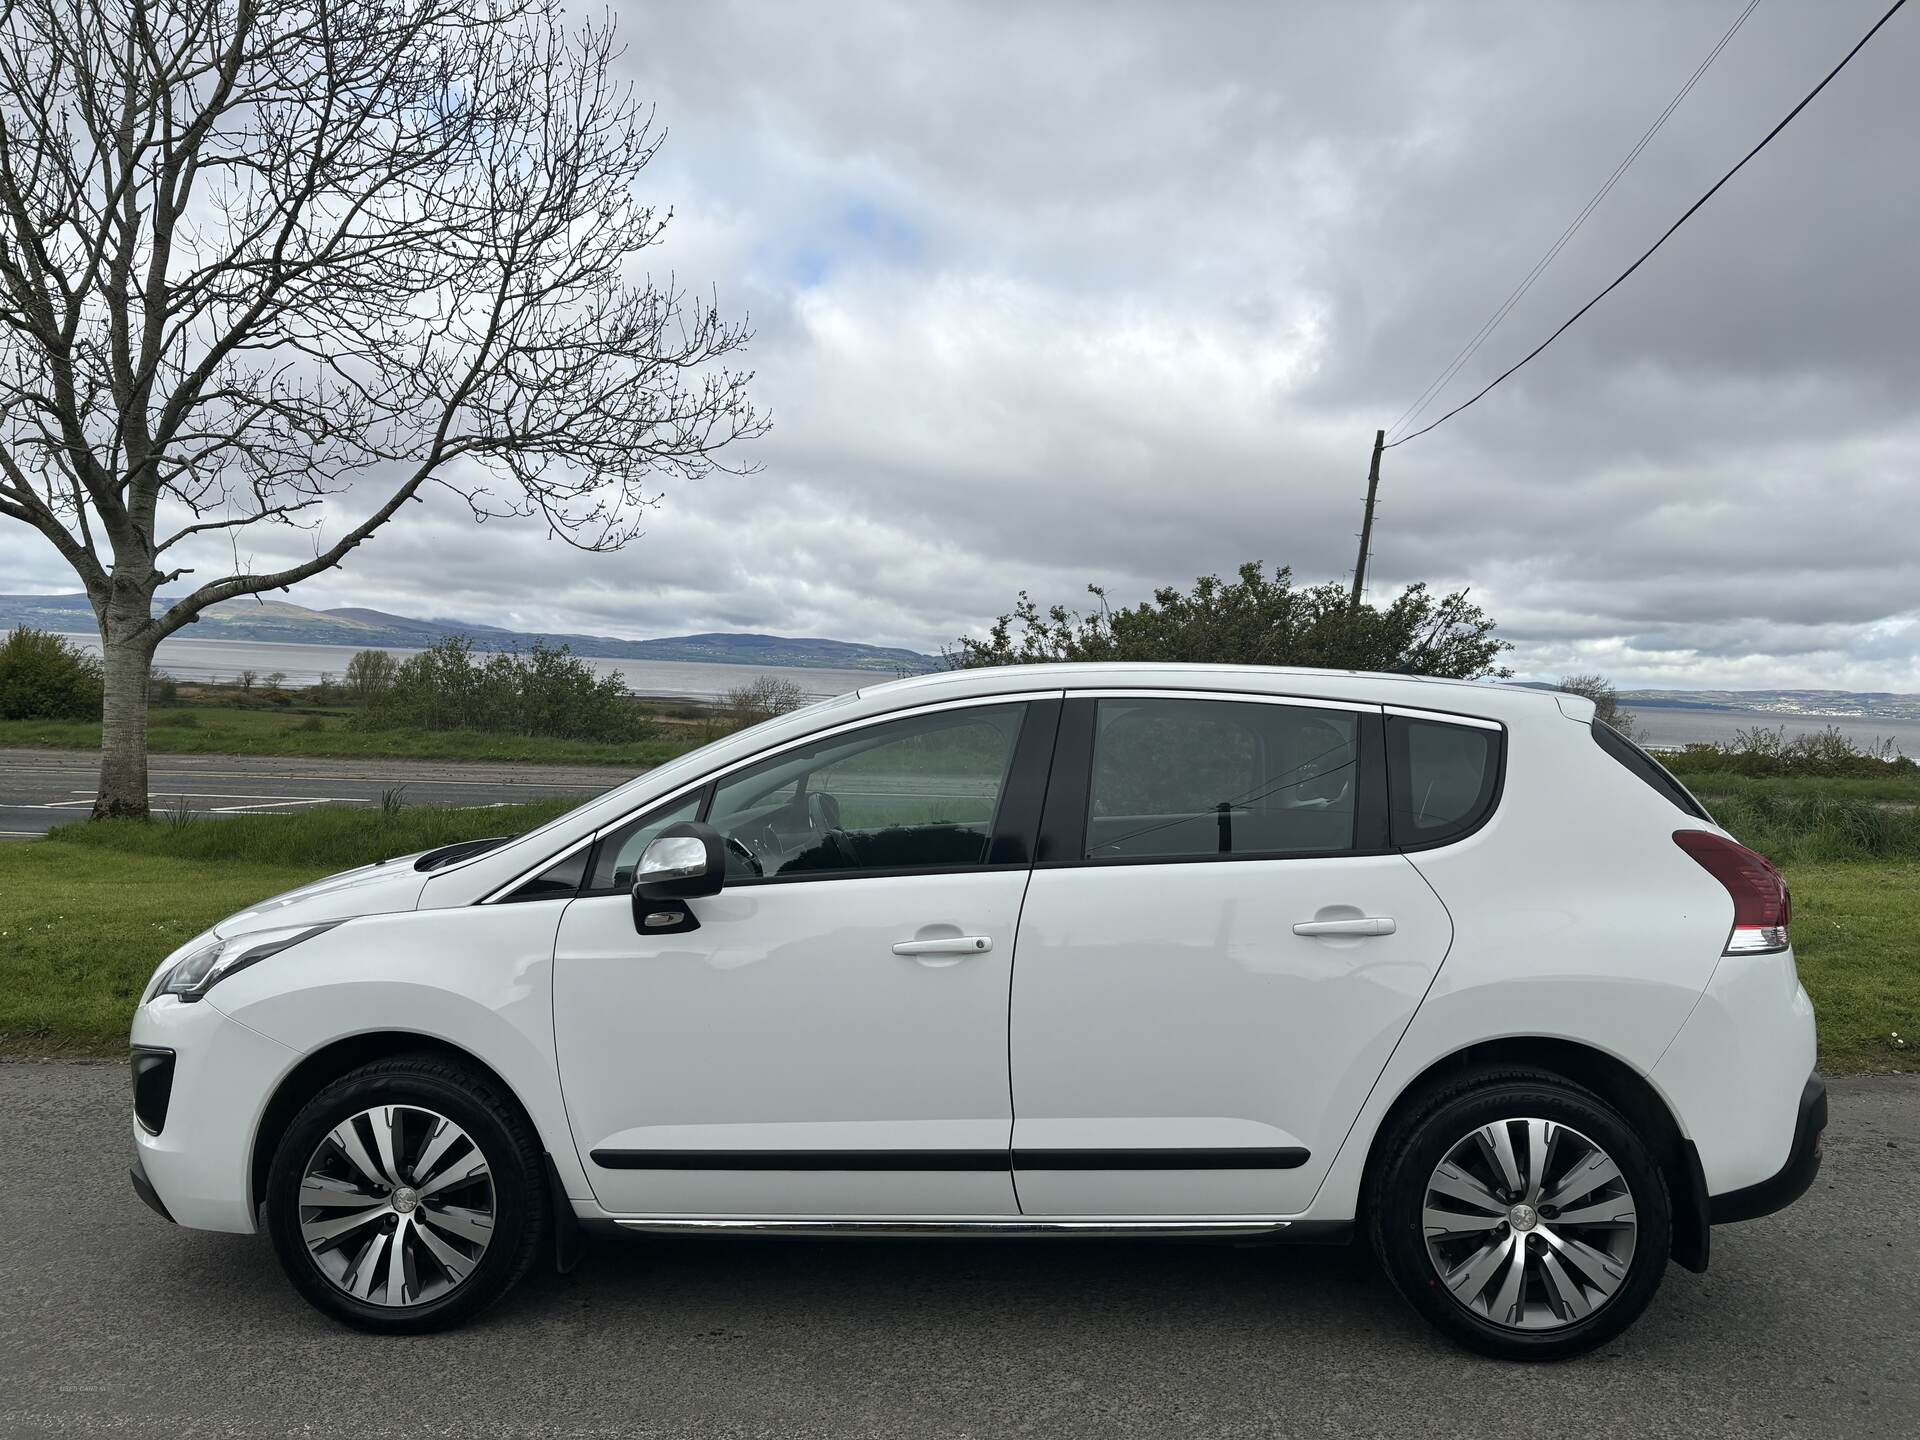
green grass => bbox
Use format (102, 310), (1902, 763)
(0, 844), (327, 1054)
(1778, 861), (1919, 1072)
(3, 803), (1913, 1069)
(1707, 790), (1920, 864)
(0, 703), (702, 766)
(43, 797), (579, 868)
(1680, 769), (1920, 807)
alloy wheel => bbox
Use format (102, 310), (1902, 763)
(1421, 1116), (1638, 1331)
(297, 1104), (496, 1308)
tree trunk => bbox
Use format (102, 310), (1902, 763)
(94, 626), (157, 821)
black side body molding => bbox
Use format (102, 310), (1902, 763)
(589, 1147), (1310, 1172)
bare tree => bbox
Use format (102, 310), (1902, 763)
(723, 674), (809, 728)
(1559, 673), (1637, 739)
(0, 0), (763, 816)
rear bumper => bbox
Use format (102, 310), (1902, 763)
(1709, 1074), (1826, 1225)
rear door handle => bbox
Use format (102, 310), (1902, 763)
(1292, 917), (1396, 937)
(891, 936), (993, 956)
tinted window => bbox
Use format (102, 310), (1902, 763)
(1387, 715), (1501, 847)
(500, 844), (590, 903)
(1085, 698), (1359, 860)
(587, 794), (702, 893)
(1590, 719), (1712, 821)
(707, 704), (1025, 879)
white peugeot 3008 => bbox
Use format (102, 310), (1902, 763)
(129, 664), (1821, 1359)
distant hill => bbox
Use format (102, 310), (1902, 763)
(1510, 680), (1920, 723)
(0, 593), (940, 674)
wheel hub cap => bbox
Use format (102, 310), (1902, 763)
(1421, 1116), (1637, 1332)
(296, 1105), (495, 1308)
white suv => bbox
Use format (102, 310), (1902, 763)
(129, 664), (1821, 1359)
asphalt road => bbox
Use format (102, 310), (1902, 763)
(0, 1066), (1913, 1439)
(0, 747), (637, 838)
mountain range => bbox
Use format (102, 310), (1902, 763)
(0, 593), (940, 674)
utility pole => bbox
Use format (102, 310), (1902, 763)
(1349, 428), (1385, 610)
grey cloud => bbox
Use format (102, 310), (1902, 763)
(3, 0), (1916, 689)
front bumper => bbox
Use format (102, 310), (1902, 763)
(1709, 1074), (1827, 1224)
(128, 995), (298, 1233)
(130, 1151), (175, 1224)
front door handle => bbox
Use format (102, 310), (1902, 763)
(891, 936), (993, 956)
(1292, 917), (1396, 937)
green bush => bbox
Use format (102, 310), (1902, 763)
(1664, 724), (1914, 779)
(353, 636), (654, 743)
(0, 627), (104, 720)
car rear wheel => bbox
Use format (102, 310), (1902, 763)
(1368, 1067), (1672, 1361)
(265, 1054), (548, 1332)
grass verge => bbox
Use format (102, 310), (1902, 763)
(2, 810), (1912, 1069)
(43, 797), (579, 869)
(0, 704), (702, 767)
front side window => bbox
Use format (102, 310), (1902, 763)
(1386, 714), (1503, 848)
(1084, 698), (1360, 860)
(706, 703), (1027, 879)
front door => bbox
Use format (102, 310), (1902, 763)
(554, 696), (1058, 1217)
(1009, 693), (1455, 1216)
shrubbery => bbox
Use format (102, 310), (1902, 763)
(0, 627), (104, 720)
(1663, 724), (1914, 779)
(722, 674), (809, 727)
(352, 637), (652, 743)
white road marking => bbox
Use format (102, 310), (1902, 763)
(0, 760), (614, 788)
(67, 789), (374, 804)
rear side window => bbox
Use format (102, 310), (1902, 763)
(1387, 714), (1502, 848)
(1589, 720), (1712, 821)
(1084, 697), (1360, 860)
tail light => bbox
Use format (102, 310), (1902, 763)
(1673, 830), (1791, 955)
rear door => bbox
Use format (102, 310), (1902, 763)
(1009, 691), (1458, 1216)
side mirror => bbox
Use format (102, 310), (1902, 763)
(631, 821), (725, 934)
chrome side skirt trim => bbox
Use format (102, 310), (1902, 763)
(611, 1216), (1294, 1239)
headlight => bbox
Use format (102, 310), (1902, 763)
(151, 923), (341, 1003)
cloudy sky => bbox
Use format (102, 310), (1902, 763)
(5, 0), (1916, 688)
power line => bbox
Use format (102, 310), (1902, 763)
(1388, 0), (1910, 450)
(1386, 0), (1763, 443)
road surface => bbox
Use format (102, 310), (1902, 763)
(0, 747), (637, 838)
(0, 1064), (1913, 1438)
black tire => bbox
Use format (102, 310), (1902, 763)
(1367, 1066), (1672, 1362)
(265, 1053), (548, 1333)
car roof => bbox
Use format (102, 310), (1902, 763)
(855, 662), (1563, 724)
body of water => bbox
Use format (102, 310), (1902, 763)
(1630, 705), (1920, 756)
(56, 634), (891, 704)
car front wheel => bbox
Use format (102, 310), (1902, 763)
(265, 1054), (548, 1332)
(1368, 1067), (1672, 1361)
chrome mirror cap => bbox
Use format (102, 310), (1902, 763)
(634, 834), (710, 885)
